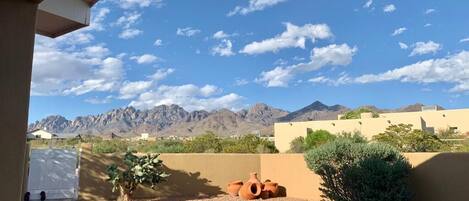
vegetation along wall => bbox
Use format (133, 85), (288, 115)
(79, 145), (469, 201)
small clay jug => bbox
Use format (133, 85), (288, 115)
(248, 172), (261, 184)
(239, 182), (262, 200)
(263, 181), (279, 197)
(259, 190), (270, 199)
(227, 180), (243, 196)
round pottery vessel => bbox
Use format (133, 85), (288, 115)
(263, 181), (279, 197)
(259, 190), (270, 199)
(239, 181), (262, 200)
(227, 180), (243, 196)
(248, 172), (261, 184)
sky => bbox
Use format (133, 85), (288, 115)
(29, 0), (469, 123)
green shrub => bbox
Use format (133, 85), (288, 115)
(305, 129), (336, 150)
(304, 139), (412, 201)
(221, 134), (278, 153)
(93, 140), (130, 153)
(373, 124), (443, 152)
(288, 136), (306, 153)
(185, 132), (222, 153)
(337, 131), (368, 143)
(134, 140), (187, 153)
(340, 108), (379, 120)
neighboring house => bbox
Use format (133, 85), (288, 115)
(27, 129), (58, 139)
(275, 107), (469, 152)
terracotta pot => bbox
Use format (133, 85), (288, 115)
(239, 182), (262, 200)
(227, 180), (243, 196)
(263, 181), (279, 198)
(248, 172), (261, 184)
(259, 190), (270, 199)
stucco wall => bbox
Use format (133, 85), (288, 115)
(78, 146), (469, 201)
(275, 109), (469, 152)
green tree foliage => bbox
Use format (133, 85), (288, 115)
(222, 134), (278, 153)
(340, 108), (379, 120)
(337, 131), (368, 143)
(305, 129), (336, 150)
(134, 140), (187, 153)
(185, 132), (222, 153)
(304, 139), (412, 201)
(107, 152), (169, 201)
(373, 124), (443, 152)
(288, 136), (306, 153)
(93, 140), (130, 153)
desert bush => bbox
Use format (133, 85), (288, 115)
(436, 127), (460, 139)
(107, 152), (169, 201)
(222, 134), (278, 153)
(373, 124), (443, 152)
(304, 129), (336, 150)
(134, 140), (187, 153)
(288, 136), (306, 153)
(337, 131), (367, 143)
(185, 132), (222, 153)
(340, 108), (379, 120)
(304, 139), (412, 201)
(93, 140), (130, 154)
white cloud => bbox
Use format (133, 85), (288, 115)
(154, 39), (163, 46)
(228, 0), (287, 16)
(213, 31), (231, 39)
(234, 78), (249, 86)
(460, 38), (469, 43)
(383, 4), (396, 13)
(119, 80), (153, 99)
(149, 68), (175, 81)
(363, 0), (373, 8)
(85, 96), (113, 104)
(398, 42), (408, 49)
(211, 39), (235, 56)
(130, 54), (160, 64)
(114, 12), (141, 29)
(240, 22), (333, 55)
(176, 27), (201, 37)
(32, 36), (124, 96)
(316, 51), (469, 92)
(128, 84), (243, 111)
(119, 28), (143, 39)
(391, 27), (407, 36)
(409, 41), (441, 56)
(256, 44), (357, 87)
(424, 23), (432, 27)
(425, 8), (436, 15)
(118, 0), (164, 9)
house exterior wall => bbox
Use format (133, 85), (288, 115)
(30, 130), (54, 139)
(274, 108), (469, 153)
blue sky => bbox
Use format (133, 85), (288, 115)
(29, 0), (469, 122)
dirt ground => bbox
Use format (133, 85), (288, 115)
(144, 194), (309, 201)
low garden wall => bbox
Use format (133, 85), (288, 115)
(79, 145), (469, 201)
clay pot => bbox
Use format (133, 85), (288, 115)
(259, 190), (270, 199)
(227, 180), (243, 196)
(239, 182), (262, 200)
(248, 172), (261, 184)
(263, 181), (279, 198)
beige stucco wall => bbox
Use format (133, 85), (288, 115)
(275, 108), (469, 153)
(78, 146), (469, 201)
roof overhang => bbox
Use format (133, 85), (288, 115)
(36, 0), (98, 38)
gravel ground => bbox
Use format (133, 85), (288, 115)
(143, 194), (309, 201)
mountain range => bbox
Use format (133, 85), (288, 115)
(28, 101), (436, 137)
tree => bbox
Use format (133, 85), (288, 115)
(107, 152), (169, 201)
(340, 108), (379, 120)
(304, 139), (412, 201)
(288, 136), (306, 153)
(373, 124), (443, 152)
(185, 132), (222, 153)
(222, 134), (278, 153)
(304, 129), (336, 150)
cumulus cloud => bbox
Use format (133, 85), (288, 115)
(391, 27), (407, 36)
(425, 8), (436, 15)
(240, 22), (333, 55)
(313, 51), (469, 92)
(149, 68), (175, 81)
(460, 38), (469, 43)
(128, 84), (243, 111)
(119, 28), (143, 39)
(409, 41), (441, 56)
(119, 80), (153, 99)
(32, 36), (124, 96)
(114, 12), (141, 29)
(130, 54), (160, 64)
(383, 4), (396, 13)
(176, 27), (201, 37)
(363, 0), (373, 8)
(256, 44), (357, 87)
(117, 0), (164, 9)
(213, 30), (237, 39)
(234, 78), (249, 86)
(227, 0), (287, 16)
(398, 42), (408, 49)
(211, 39), (235, 56)
(154, 39), (163, 46)
(85, 96), (113, 104)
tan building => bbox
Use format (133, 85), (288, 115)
(275, 107), (469, 152)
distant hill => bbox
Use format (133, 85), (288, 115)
(28, 101), (442, 137)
